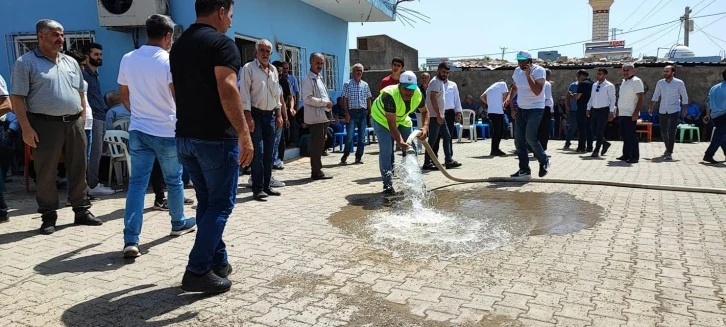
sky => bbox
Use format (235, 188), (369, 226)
(348, 0), (726, 65)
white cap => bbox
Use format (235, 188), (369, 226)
(516, 50), (532, 61)
(399, 71), (418, 90)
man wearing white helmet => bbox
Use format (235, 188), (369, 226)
(504, 51), (551, 179)
(369, 71), (429, 196)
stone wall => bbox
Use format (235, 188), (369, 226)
(360, 66), (724, 110)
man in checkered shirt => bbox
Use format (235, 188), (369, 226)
(340, 63), (373, 165)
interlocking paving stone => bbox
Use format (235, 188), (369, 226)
(1, 140), (725, 326)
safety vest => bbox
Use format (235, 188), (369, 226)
(371, 85), (422, 130)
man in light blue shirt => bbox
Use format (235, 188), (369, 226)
(104, 91), (130, 130)
(703, 68), (726, 164)
(648, 65), (688, 161)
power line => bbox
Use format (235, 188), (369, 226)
(650, 0), (675, 19)
(626, 0), (666, 32)
(614, 0), (651, 28)
(628, 21), (680, 47)
(425, 12), (726, 60)
(691, 0), (709, 10)
(693, 0), (717, 16)
(695, 22), (726, 51)
(637, 24), (681, 54)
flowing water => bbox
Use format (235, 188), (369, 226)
(330, 142), (603, 260)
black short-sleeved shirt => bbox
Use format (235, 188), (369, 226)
(279, 76), (292, 103)
(170, 24), (241, 140)
(576, 79), (593, 111)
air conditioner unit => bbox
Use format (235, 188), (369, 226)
(98, 0), (168, 27)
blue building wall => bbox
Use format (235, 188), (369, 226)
(1, 0), (350, 100)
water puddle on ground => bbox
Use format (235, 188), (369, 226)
(330, 155), (603, 260)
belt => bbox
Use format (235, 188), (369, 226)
(593, 107), (609, 110)
(251, 107), (275, 116)
(28, 112), (81, 122)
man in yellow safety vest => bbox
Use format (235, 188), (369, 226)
(370, 71), (429, 196)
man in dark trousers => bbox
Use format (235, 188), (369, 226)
(573, 70), (594, 152)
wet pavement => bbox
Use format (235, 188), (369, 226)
(1, 140), (726, 326)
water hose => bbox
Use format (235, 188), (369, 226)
(405, 130), (726, 195)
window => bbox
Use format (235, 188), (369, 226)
(277, 43), (306, 84)
(322, 54), (337, 92)
(5, 31), (94, 70)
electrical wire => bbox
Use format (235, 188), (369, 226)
(614, 0), (651, 28)
(625, 0), (666, 32)
(628, 21), (680, 47)
(691, 0), (709, 11)
(693, 0), (717, 16)
(425, 12), (726, 60)
(649, 0), (675, 19)
(634, 23), (681, 53)
(694, 22), (726, 51)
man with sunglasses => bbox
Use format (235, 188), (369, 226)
(586, 68), (616, 157)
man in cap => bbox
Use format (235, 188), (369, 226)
(504, 51), (550, 179)
(370, 71), (429, 195)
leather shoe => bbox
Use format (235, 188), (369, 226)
(601, 142), (611, 155)
(421, 163), (438, 170)
(626, 158), (639, 164)
(40, 222), (55, 235)
(703, 156), (719, 164)
(445, 161), (462, 169)
(181, 270), (231, 293)
(311, 174), (333, 180)
(253, 191), (268, 201)
(74, 212), (103, 226)
(263, 188), (281, 196)
(213, 264), (233, 278)
(616, 156), (628, 161)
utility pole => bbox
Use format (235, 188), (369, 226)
(682, 6), (692, 46)
(610, 28), (623, 40)
(500, 47), (508, 60)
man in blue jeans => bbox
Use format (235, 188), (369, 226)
(118, 14), (197, 258)
(340, 63), (372, 165)
(703, 68), (726, 164)
(505, 51), (550, 179)
(370, 71), (429, 195)
(170, 0), (254, 293)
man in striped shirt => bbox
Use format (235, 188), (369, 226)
(340, 63), (372, 164)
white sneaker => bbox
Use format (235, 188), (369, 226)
(270, 177), (286, 187)
(88, 185), (116, 196)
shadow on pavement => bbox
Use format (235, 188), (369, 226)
(61, 284), (211, 327)
(0, 223), (74, 246)
(34, 236), (175, 275)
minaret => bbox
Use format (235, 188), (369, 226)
(589, 0), (614, 41)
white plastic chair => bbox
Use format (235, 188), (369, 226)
(111, 118), (130, 131)
(104, 130), (131, 186)
(457, 109), (477, 142)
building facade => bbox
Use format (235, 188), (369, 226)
(1, 0), (396, 101)
(349, 34), (418, 71)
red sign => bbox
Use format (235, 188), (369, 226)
(609, 40), (625, 47)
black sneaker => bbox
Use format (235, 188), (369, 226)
(601, 142), (611, 155)
(263, 188), (281, 196)
(181, 270), (231, 293)
(445, 161), (462, 169)
(383, 186), (397, 196)
(563, 143), (571, 150)
(510, 170), (531, 179)
(586, 147), (593, 153)
(421, 163), (438, 170)
(703, 156), (719, 164)
(539, 159), (551, 177)
(152, 200), (169, 211)
(590, 151), (599, 158)
(123, 243), (141, 258)
(253, 191), (269, 201)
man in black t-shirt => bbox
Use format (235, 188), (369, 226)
(573, 70), (594, 152)
(169, 0), (253, 294)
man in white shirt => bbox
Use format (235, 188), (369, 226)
(118, 15), (196, 258)
(504, 51), (550, 179)
(481, 80), (508, 156)
(616, 63), (644, 163)
(240, 39), (283, 200)
(538, 69), (554, 151)
(302, 53), (333, 180)
(586, 68), (616, 157)
(422, 62), (459, 170)
(648, 65), (688, 161)
(442, 65), (463, 162)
